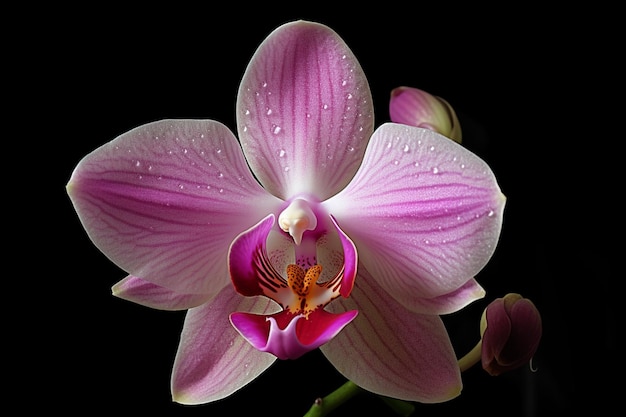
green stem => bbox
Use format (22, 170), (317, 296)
(458, 339), (482, 372)
(302, 380), (363, 417)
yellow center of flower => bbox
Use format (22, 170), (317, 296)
(285, 264), (323, 316)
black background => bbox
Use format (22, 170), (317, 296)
(36, 4), (620, 416)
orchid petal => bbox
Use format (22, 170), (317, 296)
(228, 214), (291, 300)
(237, 20), (374, 200)
(230, 309), (357, 360)
(322, 268), (462, 403)
(171, 286), (279, 404)
(67, 119), (281, 297)
(328, 215), (358, 297)
(324, 123), (505, 312)
(112, 275), (211, 311)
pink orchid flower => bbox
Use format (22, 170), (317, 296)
(67, 20), (506, 405)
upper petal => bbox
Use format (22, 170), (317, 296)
(322, 268), (462, 403)
(324, 123), (505, 312)
(171, 285), (279, 404)
(67, 119), (282, 296)
(237, 20), (374, 200)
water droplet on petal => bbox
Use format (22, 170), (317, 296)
(278, 149), (286, 157)
(432, 167), (439, 174)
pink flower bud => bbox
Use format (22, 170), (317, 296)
(389, 86), (462, 143)
(480, 293), (542, 376)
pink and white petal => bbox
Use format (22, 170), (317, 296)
(112, 275), (213, 311)
(171, 286), (280, 404)
(67, 119), (282, 297)
(321, 269), (462, 403)
(237, 20), (374, 200)
(324, 123), (506, 312)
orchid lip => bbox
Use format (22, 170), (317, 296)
(228, 212), (358, 359)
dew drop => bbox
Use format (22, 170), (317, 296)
(347, 93), (353, 99)
(178, 184), (185, 190)
(393, 160), (399, 165)
(322, 104), (329, 110)
(148, 165), (153, 171)
(266, 108), (273, 115)
(272, 125), (282, 135)
(403, 144), (410, 153)
(488, 209), (494, 217)
(135, 160), (141, 167)
(278, 149), (286, 157)
(432, 167), (439, 174)
(218, 172), (224, 178)
(429, 146), (435, 151)
(284, 166), (290, 172)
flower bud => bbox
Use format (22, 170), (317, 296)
(389, 86), (462, 143)
(480, 293), (542, 376)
